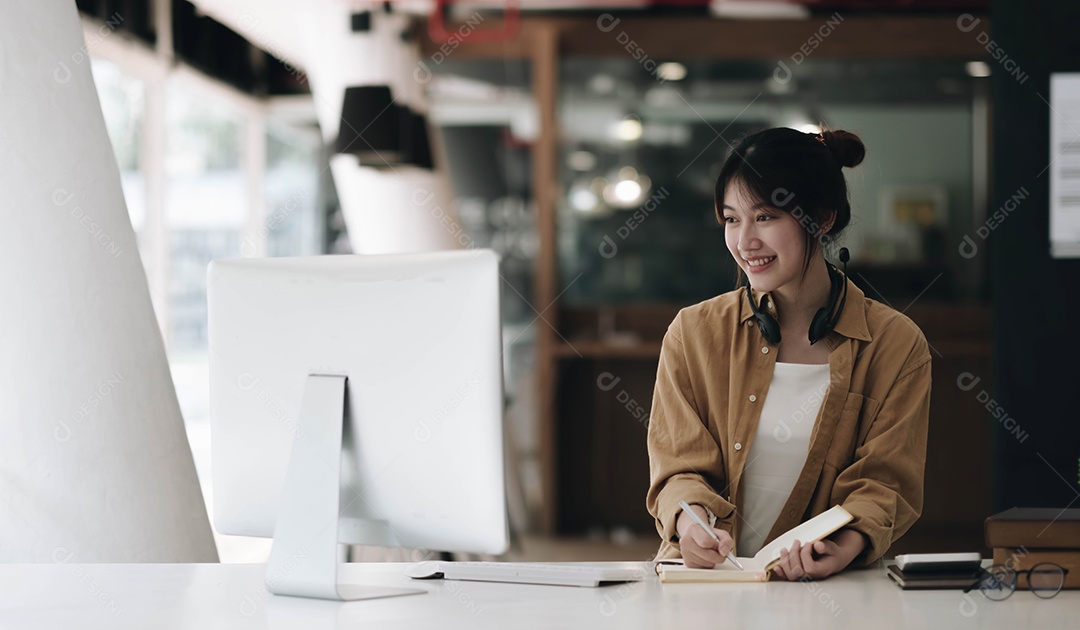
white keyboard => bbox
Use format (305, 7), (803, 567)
(404, 561), (646, 588)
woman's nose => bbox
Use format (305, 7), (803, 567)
(738, 224), (759, 250)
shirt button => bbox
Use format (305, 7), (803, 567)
(761, 347), (769, 354)
(749, 394), (757, 402)
(734, 442), (743, 451)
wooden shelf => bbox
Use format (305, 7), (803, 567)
(422, 15), (992, 60)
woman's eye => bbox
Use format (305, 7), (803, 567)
(757, 214), (773, 222)
(723, 216), (736, 224)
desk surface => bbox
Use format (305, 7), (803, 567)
(1, 561), (1075, 629)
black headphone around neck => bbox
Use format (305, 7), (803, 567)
(745, 248), (850, 346)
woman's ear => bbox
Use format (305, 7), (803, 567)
(820, 210), (837, 235)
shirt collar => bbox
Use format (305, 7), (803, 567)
(738, 275), (872, 342)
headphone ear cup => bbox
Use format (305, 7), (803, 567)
(745, 284), (782, 343)
(756, 312), (781, 344)
(808, 307), (830, 344)
(809, 265), (846, 344)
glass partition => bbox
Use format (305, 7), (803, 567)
(557, 57), (985, 308)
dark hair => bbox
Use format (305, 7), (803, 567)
(714, 126), (865, 279)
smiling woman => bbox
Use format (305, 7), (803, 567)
(718, 127), (864, 286)
(646, 126), (932, 582)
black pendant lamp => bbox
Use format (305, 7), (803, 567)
(334, 85), (434, 170)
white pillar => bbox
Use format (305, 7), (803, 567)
(0, 1), (217, 562)
(300, 5), (463, 254)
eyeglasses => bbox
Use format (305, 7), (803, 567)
(963, 563), (1070, 600)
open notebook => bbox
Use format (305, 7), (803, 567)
(655, 505), (854, 583)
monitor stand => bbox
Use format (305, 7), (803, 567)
(265, 374), (425, 601)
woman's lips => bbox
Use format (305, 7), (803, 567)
(745, 256), (776, 273)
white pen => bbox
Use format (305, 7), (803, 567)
(679, 500), (744, 570)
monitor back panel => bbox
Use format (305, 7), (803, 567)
(208, 250), (508, 555)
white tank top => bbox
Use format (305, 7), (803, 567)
(736, 361), (831, 557)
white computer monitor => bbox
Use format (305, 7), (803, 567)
(207, 249), (509, 601)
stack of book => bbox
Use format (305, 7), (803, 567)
(885, 553), (983, 590)
(985, 507), (1080, 589)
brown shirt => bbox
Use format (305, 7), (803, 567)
(645, 277), (931, 567)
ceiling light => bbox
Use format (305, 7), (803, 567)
(612, 117), (643, 142)
(966, 61), (991, 78)
(570, 187), (599, 212)
(602, 166), (652, 209)
(568, 177), (612, 218)
(333, 85), (434, 169)
(613, 179), (642, 203)
(657, 62), (687, 82)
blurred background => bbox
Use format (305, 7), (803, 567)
(73, 0), (1080, 563)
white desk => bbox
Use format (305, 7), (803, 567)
(0, 561), (1075, 629)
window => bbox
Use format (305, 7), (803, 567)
(93, 54), (324, 561)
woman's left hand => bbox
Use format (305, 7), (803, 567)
(771, 528), (867, 581)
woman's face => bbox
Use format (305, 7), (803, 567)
(721, 181), (808, 294)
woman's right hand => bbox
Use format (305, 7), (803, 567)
(676, 505), (736, 569)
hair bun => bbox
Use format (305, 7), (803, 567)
(820, 129), (865, 168)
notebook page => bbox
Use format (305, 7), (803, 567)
(754, 505), (853, 566)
